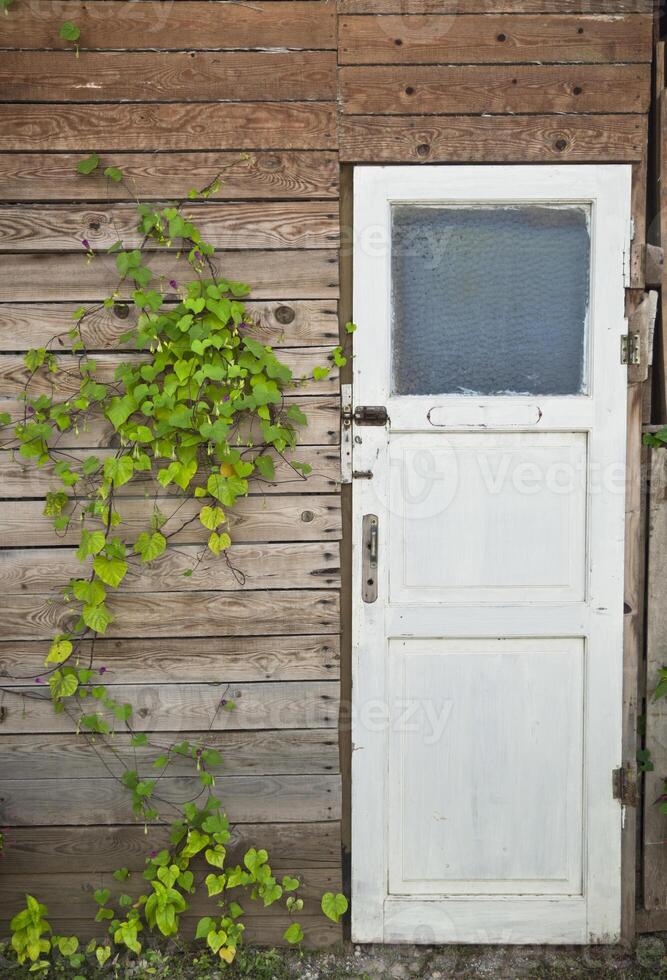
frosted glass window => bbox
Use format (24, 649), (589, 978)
(391, 205), (590, 396)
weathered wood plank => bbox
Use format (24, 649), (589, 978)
(339, 0), (653, 10)
(0, 103), (337, 152)
(0, 301), (340, 351)
(1, 51), (337, 103)
(0, 398), (340, 455)
(0, 680), (339, 731)
(0, 495), (342, 546)
(0, 731), (339, 778)
(642, 449), (667, 913)
(0, 2), (337, 50)
(0, 151), (340, 202)
(0, 542), (341, 595)
(0, 252), (340, 301)
(0, 635), (340, 686)
(339, 113), (647, 162)
(0, 868), (341, 919)
(1, 822), (341, 872)
(35, 915), (341, 947)
(339, 64), (650, 115)
(0, 350), (338, 397)
(0, 775), (341, 824)
(0, 448), (339, 507)
(0, 590), (340, 639)
(0, 202), (340, 251)
(339, 14), (652, 64)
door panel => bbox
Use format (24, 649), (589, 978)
(388, 433), (587, 603)
(387, 638), (584, 896)
(351, 165), (630, 944)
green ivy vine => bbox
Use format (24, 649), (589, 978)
(0, 154), (349, 972)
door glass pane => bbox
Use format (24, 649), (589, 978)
(391, 205), (590, 397)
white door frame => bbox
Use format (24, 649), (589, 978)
(351, 164), (631, 944)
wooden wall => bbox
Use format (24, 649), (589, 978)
(0, 0), (342, 946)
(0, 0), (656, 946)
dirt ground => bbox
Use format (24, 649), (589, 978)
(272, 936), (667, 979)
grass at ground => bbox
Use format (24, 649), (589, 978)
(3, 937), (667, 979)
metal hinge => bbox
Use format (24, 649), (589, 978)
(621, 332), (641, 366)
(612, 765), (637, 807)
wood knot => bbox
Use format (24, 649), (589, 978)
(554, 138), (568, 152)
(274, 304), (295, 325)
(301, 510), (314, 523)
(496, 33), (507, 41)
(416, 143), (431, 157)
(113, 302), (130, 320)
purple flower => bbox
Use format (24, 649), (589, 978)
(98, 666), (107, 675)
(219, 698), (227, 707)
(238, 322), (249, 331)
(150, 850), (157, 859)
(81, 238), (90, 250)
(169, 279), (178, 290)
(194, 251), (202, 261)
(35, 677), (44, 684)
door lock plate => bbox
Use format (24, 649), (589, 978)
(362, 514), (379, 603)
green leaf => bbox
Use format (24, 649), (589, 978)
(195, 916), (215, 940)
(81, 455), (101, 476)
(49, 670), (78, 700)
(56, 936), (79, 957)
(72, 577), (106, 606)
(76, 154), (99, 175)
(135, 531), (166, 563)
(654, 667), (667, 701)
(45, 637), (73, 665)
(106, 395), (136, 429)
(199, 505), (225, 531)
(93, 555), (128, 588)
(104, 166), (123, 183)
(286, 404), (307, 426)
(283, 922), (304, 944)
(313, 366), (330, 381)
(0, 411), (12, 425)
(205, 873), (225, 897)
(254, 454), (275, 480)
(103, 455), (134, 489)
(205, 847), (226, 869)
(94, 888), (110, 906)
(345, 320), (357, 333)
(320, 891), (348, 923)
(96, 946), (111, 967)
(82, 602), (113, 634)
(75, 529), (106, 561)
(60, 20), (81, 41)
(207, 531), (231, 556)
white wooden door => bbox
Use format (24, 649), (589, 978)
(351, 165), (631, 944)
